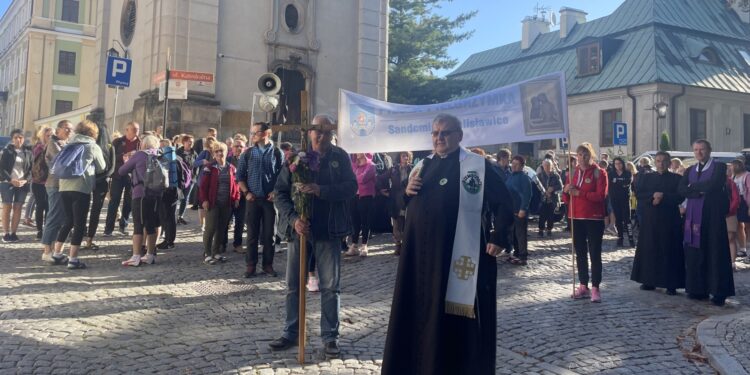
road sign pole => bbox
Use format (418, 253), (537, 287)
(112, 87), (119, 135)
(162, 49), (171, 136)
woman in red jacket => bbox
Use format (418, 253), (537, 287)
(564, 143), (608, 302)
(199, 143), (240, 265)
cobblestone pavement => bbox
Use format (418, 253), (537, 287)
(1, 210), (749, 374)
(697, 311), (750, 374)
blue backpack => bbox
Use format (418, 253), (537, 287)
(50, 143), (88, 179)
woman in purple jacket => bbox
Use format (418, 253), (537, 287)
(346, 153), (376, 257)
(120, 135), (161, 267)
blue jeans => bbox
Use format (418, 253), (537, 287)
(42, 187), (64, 245)
(283, 238), (341, 344)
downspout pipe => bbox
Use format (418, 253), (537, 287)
(627, 87), (637, 155)
(670, 85), (686, 150)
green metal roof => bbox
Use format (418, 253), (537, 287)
(449, 0), (750, 95)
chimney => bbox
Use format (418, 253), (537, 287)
(730, 1), (750, 24)
(559, 7), (587, 39)
(521, 17), (549, 50)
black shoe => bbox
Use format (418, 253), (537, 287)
(628, 237), (635, 247)
(67, 259), (87, 270)
(268, 337), (297, 351)
(177, 217), (188, 225)
(263, 265), (278, 277)
(156, 242), (174, 250)
(244, 265), (256, 278)
(640, 284), (655, 291)
(666, 288), (677, 296)
(9, 233), (18, 242)
(52, 253), (69, 265)
(546, 230), (552, 237)
(324, 341), (341, 358)
(616, 238), (624, 247)
(688, 293), (709, 300)
(711, 296), (726, 306)
(119, 228), (130, 236)
(2, 233), (10, 242)
(36, 231), (43, 240)
(190, 205), (199, 211)
(102, 231), (113, 237)
(275, 235), (282, 245)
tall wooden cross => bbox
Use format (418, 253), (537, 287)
(268, 91), (336, 364)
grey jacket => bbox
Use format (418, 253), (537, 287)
(58, 134), (106, 194)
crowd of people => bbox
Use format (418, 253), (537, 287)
(0, 112), (741, 365)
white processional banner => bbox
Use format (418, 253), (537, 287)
(338, 72), (569, 154)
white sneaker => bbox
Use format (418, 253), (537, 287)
(344, 244), (359, 256)
(122, 255), (141, 267)
(306, 276), (320, 292)
(41, 253), (53, 262)
(141, 253), (156, 265)
(359, 244), (368, 257)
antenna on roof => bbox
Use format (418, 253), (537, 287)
(533, 3), (556, 26)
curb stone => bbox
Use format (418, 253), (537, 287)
(696, 311), (750, 375)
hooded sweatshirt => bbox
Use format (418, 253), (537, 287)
(352, 153), (377, 197)
(58, 134), (106, 194)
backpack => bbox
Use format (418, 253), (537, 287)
(50, 143), (88, 179)
(31, 147), (48, 182)
(140, 152), (169, 197)
(176, 157), (192, 190)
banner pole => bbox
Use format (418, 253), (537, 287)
(298, 234), (307, 364)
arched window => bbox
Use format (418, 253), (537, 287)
(285, 5), (300, 32)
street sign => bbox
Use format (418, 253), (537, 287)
(170, 70), (214, 82)
(559, 137), (569, 150)
(106, 56), (132, 87)
(613, 122), (627, 146)
(159, 79), (188, 101)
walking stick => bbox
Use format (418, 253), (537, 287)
(298, 231), (307, 363)
(565, 144), (577, 297)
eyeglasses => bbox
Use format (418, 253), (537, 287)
(213, 150), (225, 154)
(431, 130), (459, 138)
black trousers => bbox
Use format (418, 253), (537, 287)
(159, 188), (179, 244)
(512, 215), (529, 260)
(105, 176), (132, 233)
(245, 199), (276, 267)
(132, 196), (159, 235)
(31, 183), (47, 236)
(87, 178), (109, 239)
(612, 198), (632, 239)
(57, 191), (91, 246)
(573, 219), (605, 287)
(351, 196), (373, 244)
(538, 202), (556, 231)
(204, 202), (231, 257)
(224, 197), (246, 248)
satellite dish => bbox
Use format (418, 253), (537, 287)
(258, 95), (279, 112)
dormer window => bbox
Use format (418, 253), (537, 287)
(577, 42), (601, 76)
(697, 47), (721, 65)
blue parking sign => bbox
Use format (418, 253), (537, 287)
(106, 56), (132, 87)
(613, 122), (627, 146)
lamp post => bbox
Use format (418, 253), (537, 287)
(653, 101), (668, 149)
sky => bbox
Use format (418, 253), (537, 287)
(435, 0), (626, 76)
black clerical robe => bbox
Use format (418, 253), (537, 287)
(382, 149), (514, 375)
(678, 161), (735, 298)
(630, 171), (685, 289)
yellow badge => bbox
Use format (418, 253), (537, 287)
(439, 178), (448, 186)
(584, 178), (591, 183)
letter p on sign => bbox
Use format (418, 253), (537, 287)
(613, 122), (627, 146)
(106, 56), (132, 88)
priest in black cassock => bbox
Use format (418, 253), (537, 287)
(630, 151), (685, 295)
(381, 113), (514, 375)
(678, 139), (735, 306)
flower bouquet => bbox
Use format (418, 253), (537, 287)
(289, 150), (321, 219)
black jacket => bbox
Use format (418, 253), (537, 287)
(274, 145), (357, 240)
(0, 143), (33, 188)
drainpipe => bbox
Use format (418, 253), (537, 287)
(627, 87), (637, 154)
(670, 85), (686, 150)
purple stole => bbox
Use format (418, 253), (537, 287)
(683, 161), (715, 248)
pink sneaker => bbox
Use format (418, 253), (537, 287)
(591, 287), (601, 303)
(572, 284), (590, 299)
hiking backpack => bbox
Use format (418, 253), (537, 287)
(142, 152), (169, 197)
(50, 143), (88, 179)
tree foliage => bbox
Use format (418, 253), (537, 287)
(659, 131), (671, 152)
(388, 0), (480, 104)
